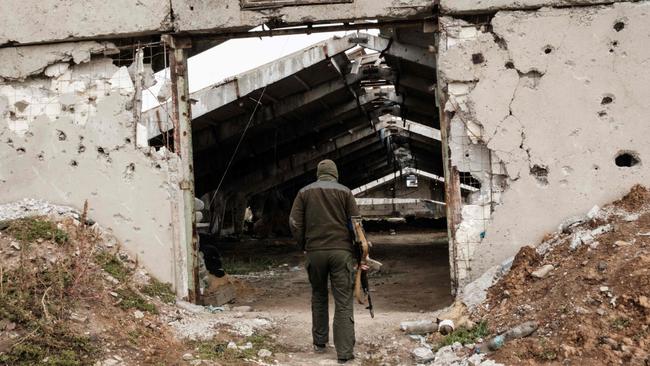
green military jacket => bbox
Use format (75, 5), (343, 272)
(289, 175), (360, 252)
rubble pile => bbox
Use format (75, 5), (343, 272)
(0, 202), (282, 366)
(401, 185), (650, 365)
(478, 185), (650, 364)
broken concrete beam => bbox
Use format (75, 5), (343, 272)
(0, 42), (118, 81)
(440, 0), (630, 15)
(0, 0), (171, 46)
(173, 0), (433, 35)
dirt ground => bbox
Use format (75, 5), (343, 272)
(217, 230), (454, 365)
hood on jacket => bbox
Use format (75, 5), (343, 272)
(317, 159), (339, 181)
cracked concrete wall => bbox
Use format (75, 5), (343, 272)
(0, 0), (431, 46)
(0, 41), (188, 295)
(441, 0), (631, 15)
(0, 0), (172, 46)
(438, 2), (650, 286)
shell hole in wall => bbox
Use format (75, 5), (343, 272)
(530, 164), (549, 186)
(615, 151), (640, 167)
(614, 21), (625, 32)
(601, 95), (614, 105)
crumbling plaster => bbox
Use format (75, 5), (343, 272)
(438, 2), (650, 286)
(0, 41), (187, 294)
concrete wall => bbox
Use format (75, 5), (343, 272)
(0, 42), (188, 294)
(0, 0), (432, 46)
(438, 2), (650, 286)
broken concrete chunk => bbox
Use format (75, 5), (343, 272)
(587, 205), (601, 219)
(531, 264), (554, 279)
(133, 310), (145, 319)
(638, 296), (650, 309)
(614, 240), (632, 247)
(44, 62), (71, 78)
(412, 347), (435, 363)
(257, 349), (272, 358)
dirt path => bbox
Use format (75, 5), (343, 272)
(217, 230), (453, 365)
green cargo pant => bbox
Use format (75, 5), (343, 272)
(305, 250), (356, 359)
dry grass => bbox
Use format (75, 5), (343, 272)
(0, 204), (102, 365)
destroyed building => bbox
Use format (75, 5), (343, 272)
(1, 0), (648, 303)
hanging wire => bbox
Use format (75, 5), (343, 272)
(207, 82), (270, 208)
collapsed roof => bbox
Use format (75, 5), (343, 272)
(144, 26), (440, 199)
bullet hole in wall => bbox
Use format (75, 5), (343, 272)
(70, 160), (78, 167)
(614, 21), (625, 32)
(601, 95), (614, 105)
(125, 138), (131, 144)
(472, 53), (485, 64)
(505, 61), (515, 69)
(37, 152), (45, 161)
(597, 111), (607, 117)
(16, 147), (26, 154)
(615, 151), (640, 167)
(57, 130), (67, 141)
(530, 164), (549, 186)
(78, 144), (86, 153)
(97, 146), (108, 156)
(544, 46), (553, 54)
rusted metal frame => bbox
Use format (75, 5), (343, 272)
(188, 19), (428, 43)
(436, 83), (462, 296)
(165, 34), (201, 303)
(132, 46), (144, 148)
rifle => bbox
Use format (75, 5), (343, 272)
(350, 216), (374, 318)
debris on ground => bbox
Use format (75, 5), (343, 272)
(397, 185), (650, 365)
(0, 200), (286, 365)
(479, 185), (650, 365)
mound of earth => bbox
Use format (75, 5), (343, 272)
(479, 185), (650, 365)
(0, 206), (283, 366)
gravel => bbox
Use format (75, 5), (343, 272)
(0, 198), (79, 221)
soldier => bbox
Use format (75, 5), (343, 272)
(289, 159), (361, 364)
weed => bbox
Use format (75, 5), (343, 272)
(611, 317), (630, 330)
(436, 321), (490, 350)
(540, 349), (558, 360)
(532, 337), (558, 361)
(117, 288), (157, 313)
(141, 278), (176, 304)
(222, 256), (279, 275)
(191, 332), (284, 364)
(1, 217), (69, 245)
(95, 252), (131, 281)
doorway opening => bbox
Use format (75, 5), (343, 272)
(144, 22), (462, 314)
